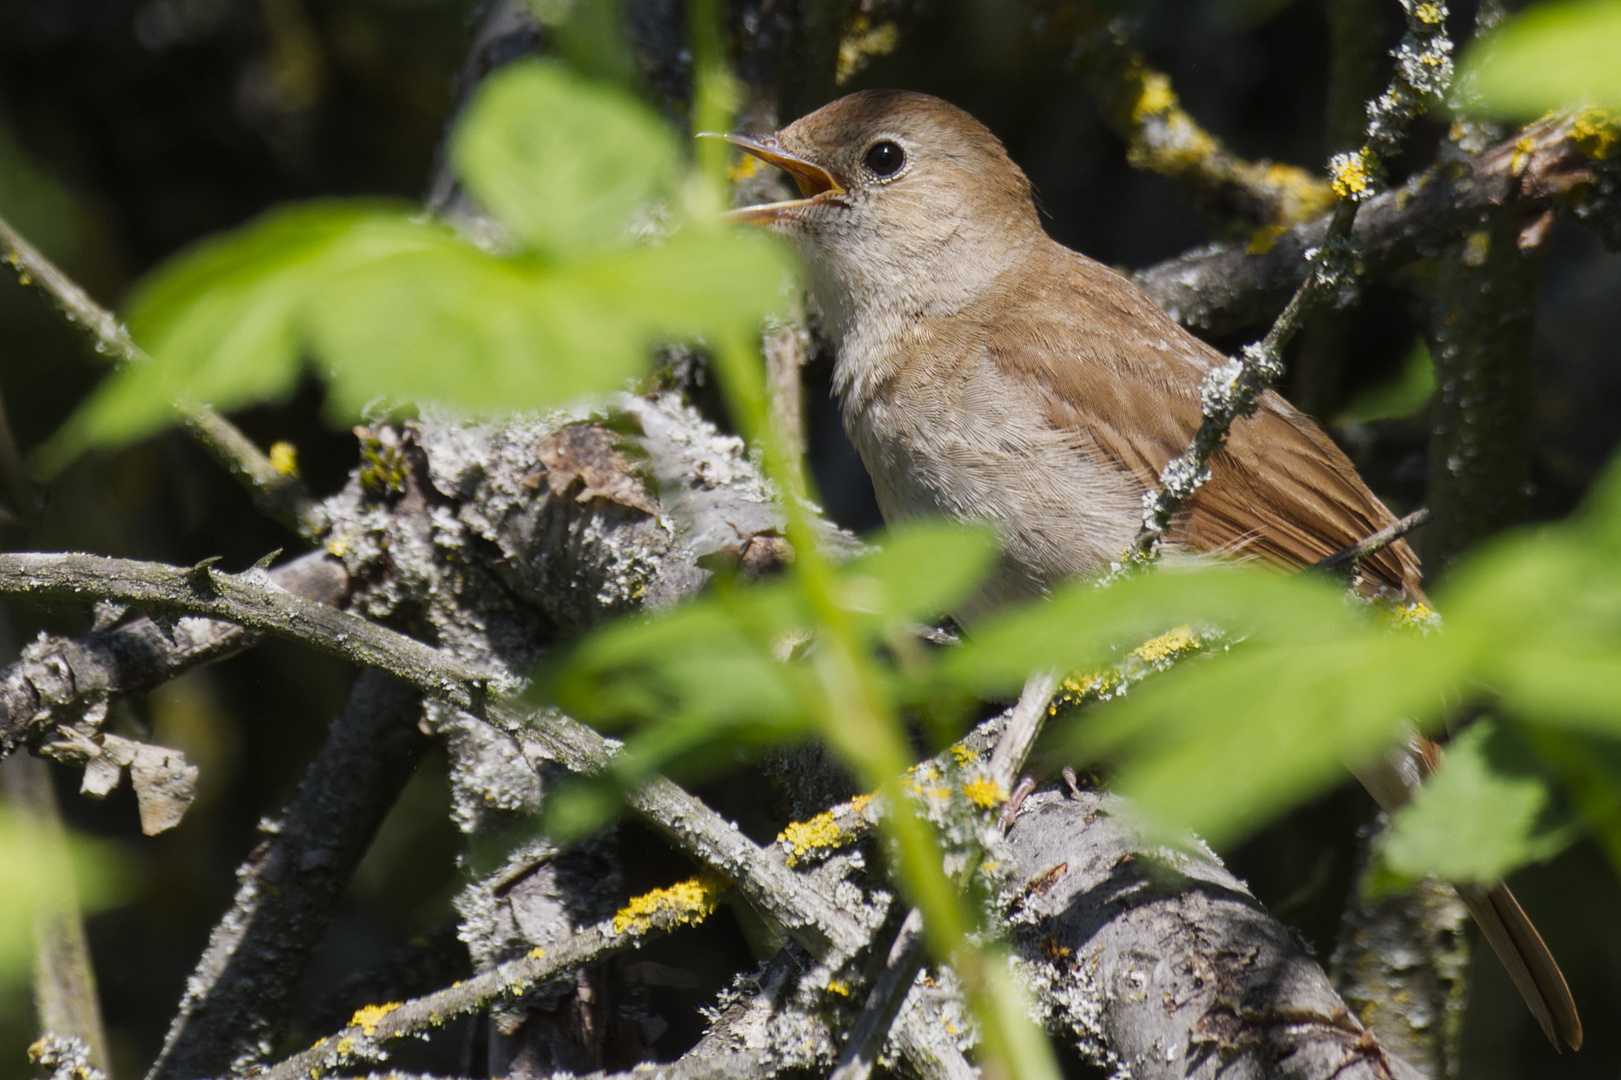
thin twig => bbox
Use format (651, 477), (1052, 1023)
(258, 877), (731, 1080)
(986, 671), (1059, 796)
(0, 214), (315, 536)
(1313, 508), (1432, 572)
(1128, 0), (1454, 562)
(1, 754), (110, 1076)
(0, 550), (347, 760)
(829, 908), (927, 1080)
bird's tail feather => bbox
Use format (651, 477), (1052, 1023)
(1456, 881), (1583, 1051)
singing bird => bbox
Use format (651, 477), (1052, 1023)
(721, 89), (1581, 1050)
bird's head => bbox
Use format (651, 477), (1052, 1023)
(715, 91), (1044, 339)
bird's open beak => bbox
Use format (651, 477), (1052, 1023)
(703, 133), (844, 223)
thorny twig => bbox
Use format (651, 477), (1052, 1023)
(1128, 0), (1454, 562)
(0, 213), (315, 536)
(0, 549), (869, 962)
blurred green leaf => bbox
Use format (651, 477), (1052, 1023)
(0, 121), (80, 263)
(36, 203), (436, 471)
(1082, 632), (1462, 846)
(942, 565), (1355, 698)
(527, 0), (638, 87)
(42, 81), (791, 470)
(452, 59), (679, 260)
(1461, 0), (1621, 115)
(1382, 720), (1574, 885)
(0, 807), (127, 991)
(841, 521), (998, 628)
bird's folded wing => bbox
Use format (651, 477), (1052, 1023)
(980, 247), (1422, 597)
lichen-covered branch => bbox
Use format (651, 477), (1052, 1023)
(1003, 789), (1426, 1080)
(146, 672), (432, 1080)
(0, 550), (347, 760)
(1130, 0), (1454, 560)
(1134, 108), (1616, 338)
(1031, 0), (1335, 228)
(1417, 213), (1540, 573)
(0, 550), (497, 710)
(262, 875), (730, 1080)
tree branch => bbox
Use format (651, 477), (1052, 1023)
(260, 876), (730, 1080)
(1031, 0), (1335, 228)
(1003, 789), (1426, 1079)
(146, 672), (432, 1080)
(0, 550), (347, 760)
(1134, 109), (1615, 339)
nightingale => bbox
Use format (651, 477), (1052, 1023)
(721, 89), (1582, 1050)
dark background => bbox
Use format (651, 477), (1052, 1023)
(0, 0), (1617, 1076)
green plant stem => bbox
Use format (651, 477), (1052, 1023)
(707, 334), (1057, 1080)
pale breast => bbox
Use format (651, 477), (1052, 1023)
(842, 345), (1144, 614)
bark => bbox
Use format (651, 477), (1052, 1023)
(147, 671), (431, 1080)
(1134, 111), (1613, 339)
(1002, 790), (1427, 1080)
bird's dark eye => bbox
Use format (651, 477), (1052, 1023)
(863, 140), (905, 177)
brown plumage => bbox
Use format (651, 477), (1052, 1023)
(725, 88), (1577, 1049)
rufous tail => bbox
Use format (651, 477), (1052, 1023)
(1352, 737), (1582, 1051)
(1456, 881), (1583, 1051)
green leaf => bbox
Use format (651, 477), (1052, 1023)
(0, 807), (128, 992)
(1381, 720), (1575, 884)
(35, 203), (438, 471)
(1461, 0), (1621, 116)
(1082, 632), (1463, 846)
(841, 520), (999, 627)
(305, 240), (648, 419)
(452, 59), (680, 260)
(943, 565), (1356, 698)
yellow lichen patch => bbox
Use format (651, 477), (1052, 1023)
(1130, 625), (1200, 665)
(837, 16), (900, 84)
(1131, 70), (1176, 122)
(1510, 135), (1536, 177)
(777, 793), (874, 866)
(1462, 230), (1491, 268)
(950, 742), (978, 767)
(1258, 163), (1336, 223)
(612, 875), (724, 936)
(1246, 224), (1287, 255)
(268, 440), (301, 477)
(1391, 600), (1441, 631)
(1573, 107), (1619, 161)
(334, 1037), (354, 1056)
(962, 776), (1007, 809)
(325, 535), (350, 558)
(1414, 1), (1443, 23)
(1056, 669), (1117, 705)
(1329, 149), (1373, 199)
(527, 946), (547, 960)
(350, 1001), (401, 1037)
(825, 979), (851, 996)
(726, 153), (763, 183)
